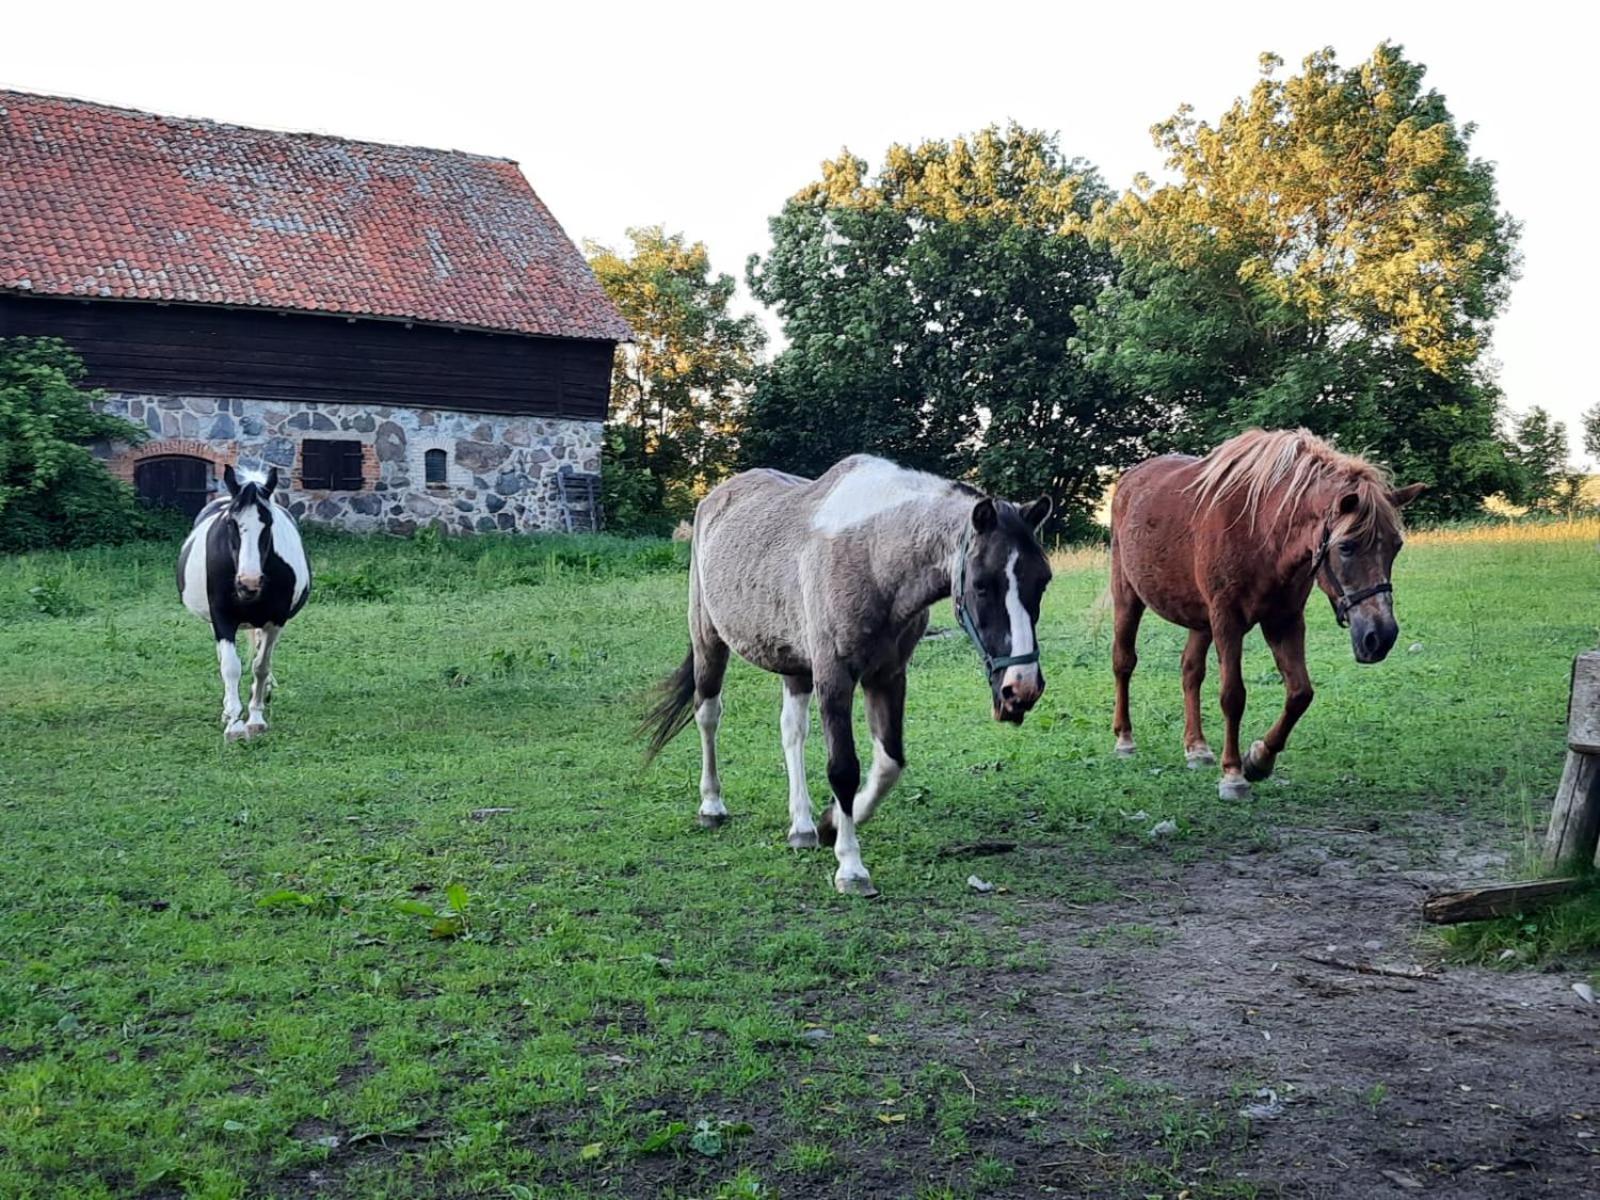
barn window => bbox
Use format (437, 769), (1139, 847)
(424, 448), (448, 485)
(301, 439), (365, 491)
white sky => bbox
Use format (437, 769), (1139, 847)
(6, 1), (1593, 461)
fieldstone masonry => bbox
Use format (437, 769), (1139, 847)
(96, 394), (603, 534)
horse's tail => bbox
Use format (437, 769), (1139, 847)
(639, 645), (697, 764)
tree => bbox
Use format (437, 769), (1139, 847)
(1509, 406), (1586, 513)
(1583, 401), (1600, 464)
(1080, 44), (1522, 519)
(0, 336), (168, 552)
(586, 228), (766, 534)
(744, 125), (1145, 538)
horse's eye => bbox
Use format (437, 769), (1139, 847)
(1339, 540), (1358, 555)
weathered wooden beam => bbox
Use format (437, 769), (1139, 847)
(1543, 750), (1600, 871)
(1541, 652), (1600, 871)
(1568, 651), (1600, 754)
(1422, 877), (1589, 925)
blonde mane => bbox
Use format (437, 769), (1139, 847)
(1187, 428), (1399, 539)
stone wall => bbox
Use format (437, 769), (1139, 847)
(97, 393), (603, 534)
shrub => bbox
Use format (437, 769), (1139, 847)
(0, 337), (172, 552)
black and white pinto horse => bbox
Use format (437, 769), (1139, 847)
(178, 466), (310, 740)
(642, 454), (1053, 897)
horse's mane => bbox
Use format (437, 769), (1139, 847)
(1187, 428), (1398, 538)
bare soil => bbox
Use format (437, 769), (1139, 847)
(882, 825), (1600, 1198)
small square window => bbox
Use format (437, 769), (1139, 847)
(424, 448), (448, 485)
(301, 439), (365, 491)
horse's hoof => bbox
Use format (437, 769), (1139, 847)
(834, 872), (879, 898)
(696, 811), (729, 829)
(1185, 747), (1216, 769)
(1242, 740), (1274, 782)
(224, 721), (248, 743)
(244, 721), (267, 740)
(1115, 739), (1136, 758)
(788, 829), (820, 850)
(1218, 773), (1251, 801)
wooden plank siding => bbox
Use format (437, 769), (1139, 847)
(0, 293), (615, 420)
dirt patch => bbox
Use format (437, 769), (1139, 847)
(901, 825), (1600, 1198)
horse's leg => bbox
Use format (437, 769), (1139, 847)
(1110, 563), (1144, 757)
(1181, 628), (1216, 767)
(1211, 613), (1250, 800)
(853, 668), (907, 828)
(1245, 614), (1314, 783)
(780, 673), (817, 848)
(693, 637), (732, 827)
(215, 623), (247, 742)
(813, 663), (873, 896)
(245, 623), (281, 739)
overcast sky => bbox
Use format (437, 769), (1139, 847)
(6, 1), (1590, 460)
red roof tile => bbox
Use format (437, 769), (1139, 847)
(0, 90), (631, 341)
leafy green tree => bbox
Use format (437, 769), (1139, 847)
(587, 228), (766, 534)
(1509, 406), (1586, 513)
(1583, 401), (1600, 463)
(1080, 44), (1522, 519)
(744, 125), (1144, 537)
(0, 336), (166, 552)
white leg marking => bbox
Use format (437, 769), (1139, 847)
(246, 625), (281, 737)
(781, 688), (816, 845)
(851, 737), (902, 827)
(831, 802), (877, 896)
(219, 639), (246, 740)
(696, 696), (727, 823)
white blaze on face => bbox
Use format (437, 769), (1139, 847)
(235, 504), (266, 588)
(812, 459), (946, 535)
(1000, 550), (1042, 695)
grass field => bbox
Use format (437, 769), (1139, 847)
(1, 520), (1597, 1199)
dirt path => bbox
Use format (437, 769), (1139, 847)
(888, 827), (1600, 1198)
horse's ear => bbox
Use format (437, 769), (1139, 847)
(1389, 483), (1426, 508)
(223, 465), (240, 498)
(971, 498), (998, 535)
(263, 467), (279, 498)
(1021, 495), (1052, 534)
(1337, 491), (1360, 515)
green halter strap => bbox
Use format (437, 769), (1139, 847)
(952, 524), (1040, 680)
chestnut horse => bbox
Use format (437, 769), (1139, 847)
(1109, 429), (1424, 799)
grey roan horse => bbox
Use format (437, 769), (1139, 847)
(642, 455), (1053, 896)
(178, 466), (311, 740)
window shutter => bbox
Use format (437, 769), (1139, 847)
(301, 440), (329, 489)
(300, 439), (364, 491)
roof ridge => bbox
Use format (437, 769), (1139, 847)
(0, 87), (519, 166)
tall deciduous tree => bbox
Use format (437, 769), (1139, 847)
(744, 125), (1144, 537)
(1510, 406), (1585, 513)
(1583, 401), (1600, 464)
(1080, 44), (1522, 519)
(586, 227), (766, 533)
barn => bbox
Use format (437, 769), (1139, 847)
(0, 90), (631, 533)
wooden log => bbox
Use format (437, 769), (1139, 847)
(1422, 877), (1589, 925)
(1542, 749), (1600, 871)
(1569, 651), (1600, 754)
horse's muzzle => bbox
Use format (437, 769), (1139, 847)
(1350, 613), (1398, 664)
(235, 574), (264, 601)
(994, 668), (1044, 724)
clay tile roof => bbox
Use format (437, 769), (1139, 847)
(0, 90), (631, 341)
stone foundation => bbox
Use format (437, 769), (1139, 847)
(96, 394), (603, 534)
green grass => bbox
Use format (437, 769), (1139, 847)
(0, 522), (1596, 1198)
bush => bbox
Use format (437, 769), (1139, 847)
(0, 337), (174, 552)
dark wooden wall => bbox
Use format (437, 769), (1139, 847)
(0, 293), (614, 421)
